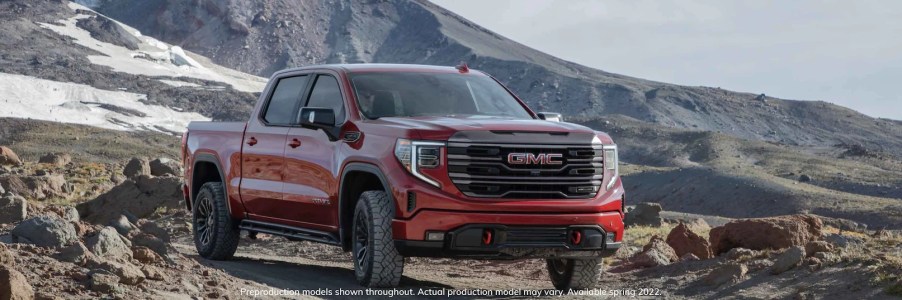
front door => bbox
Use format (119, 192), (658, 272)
(241, 74), (310, 218)
(282, 73), (346, 231)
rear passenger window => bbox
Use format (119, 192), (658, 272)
(305, 75), (346, 123)
(263, 75), (308, 125)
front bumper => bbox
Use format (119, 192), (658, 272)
(392, 210), (623, 259)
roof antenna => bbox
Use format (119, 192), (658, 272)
(455, 61), (469, 73)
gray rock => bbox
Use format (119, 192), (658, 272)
(0, 193), (27, 224)
(109, 215), (137, 235)
(0, 174), (69, 200)
(725, 247), (759, 260)
(122, 157), (150, 179)
(625, 202), (663, 227)
(770, 246), (805, 274)
(77, 175), (183, 225)
(11, 215), (78, 247)
(55, 242), (94, 265)
(38, 153), (72, 167)
(85, 227), (132, 261)
(62, 206), (80, 223)
(824, 233), (862, 248)
(703, 263), (747, 286)
(89, 272), (121, 294)
(149, 158), (180, 177)
(0, 184), (5, 194)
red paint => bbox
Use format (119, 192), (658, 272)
(183, 64), (625, 255)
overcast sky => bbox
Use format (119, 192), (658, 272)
(431, 0), (902, 120)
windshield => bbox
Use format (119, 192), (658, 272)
(349, 72), (534, 119)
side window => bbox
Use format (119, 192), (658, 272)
(305, 75), (346, 123)
(263, 75), (308, 125)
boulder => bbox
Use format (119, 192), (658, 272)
(149, 158), (180, 177)
(0, 265), (34, 300)
(136, 219), (170, 243)
(77, 175), (183, 224)
(122, 158), (150, 179)
(804, 241), (833, 257)
(38, 153), (72, 167)
(770, 246), (805, 275)
(0, 174), (70, 200)
(0, 147), (22, 166)
(132, 246), (160, 264)
(625, 203), (663, 227)
(631, 235), (678, 268)
(11, 216), (78, 247)
(129, 232), (168, 257)
(798, 174), (812, 182)
(0, 194), (27, 224)
(141, 265), (164, 281)
(88, 272), (121, 294)
(54, 242), (94, 265)
(92, 261), (145, 285)
(824, 233), (861, 248)
(702, 263), (747, 286)
(109, 215), (137, 235)
(725, 247), (760, 260)
(709, 214), (823, 254)
(666, 222), (713, 259)
(85, 227), (132, 261)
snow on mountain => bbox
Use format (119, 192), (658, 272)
(0, 72), (207, 134)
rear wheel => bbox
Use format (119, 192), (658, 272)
(193, 182), (240, 260)
(352, 191), (404, 287)
(546, 258), (602, 290)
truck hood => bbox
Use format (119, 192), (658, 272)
(369, 116), (611, 142)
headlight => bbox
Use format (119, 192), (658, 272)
(604, 144), (619, 190)
(395, 139), (444, 187)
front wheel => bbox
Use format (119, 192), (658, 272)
(546, 258), (603, 290)
(193, 182), (240, 260)
(352, 191), (404, 287)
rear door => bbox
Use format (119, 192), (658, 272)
(282, 73), (347, 231)
(241, 74), (311, 218)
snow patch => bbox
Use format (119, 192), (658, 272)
(0, 72), (208, 134)
(35, 3), (267, 93)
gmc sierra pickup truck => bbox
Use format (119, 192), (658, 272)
(181, 63), (624, 289)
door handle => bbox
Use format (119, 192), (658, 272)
(246, 137), (257, 146)
(288, 138), (302, 149)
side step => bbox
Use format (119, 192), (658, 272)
(239, 219), (341, 246)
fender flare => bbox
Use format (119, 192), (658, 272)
(337, 162), (394, 248)
(191, 153), (230, 214)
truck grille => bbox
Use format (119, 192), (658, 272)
(447, 143), (604, 199)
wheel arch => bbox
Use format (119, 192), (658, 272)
(338, 162), (394, 251)
(190, 153), (229, 213)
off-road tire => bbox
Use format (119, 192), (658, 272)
(546, 258), (603, 290)
(352, 190), (404, 287)
(193, 182), (240, 260)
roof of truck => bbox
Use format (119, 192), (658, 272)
(273, 63), (485, 76)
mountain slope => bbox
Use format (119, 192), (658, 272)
(91, 0), (902, 156)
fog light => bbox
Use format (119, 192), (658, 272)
(426, 231), (445, 241)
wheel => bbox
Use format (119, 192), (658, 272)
(193, 182), (240, 260)
(352, 191), (404, 287)
(546, 258), (603, 290)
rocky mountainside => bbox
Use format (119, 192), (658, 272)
(89, 0), (902, 156)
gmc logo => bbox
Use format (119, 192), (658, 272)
(507, 153), (563, 165)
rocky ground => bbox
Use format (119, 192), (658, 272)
(1, 144), (901, 299)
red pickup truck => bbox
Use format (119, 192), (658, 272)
(181, 64), (624, 289)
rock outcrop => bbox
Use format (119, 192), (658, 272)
(0, 174), (71, 200)
(709, 214), (823, 254)
(0, 265), (35, 300)
(631, 235), (678, 268)
(122, 157), (151, 179)
(149, 158), (180, 177)
(85, 227), (132, 261)
(770, 246), (805, 274)
(38, 153), (72, 167)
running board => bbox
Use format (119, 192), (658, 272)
(239, 219), (340, 246)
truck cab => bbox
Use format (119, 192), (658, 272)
(182, 64), (624, 289)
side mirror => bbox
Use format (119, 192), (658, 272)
(537, 112), (563, 122)
(299, 107), (340, 141)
